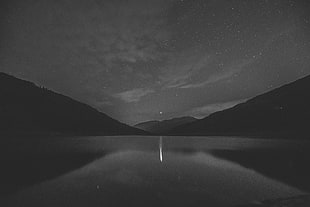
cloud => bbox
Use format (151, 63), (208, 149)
(188, 99), (246, 119)
(114, 88), (155, 103)
(179, 59), (256, 89)
(78, 0), (173, 68)
(159, 52), (214, 89)
(179, 69), (239, 89)
(159, 53), (257, 90)
(5, 0), (174, 80)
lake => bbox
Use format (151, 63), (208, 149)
(0, 136), (310, 207)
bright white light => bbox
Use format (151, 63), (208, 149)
(159, 136), (163, 162)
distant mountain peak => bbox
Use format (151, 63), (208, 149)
(135, 116), (197, 134)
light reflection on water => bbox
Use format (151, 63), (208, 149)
(0, 136), (309, 207)
(159, 136), (163, 162)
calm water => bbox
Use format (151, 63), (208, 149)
(0, 136), (310, 207)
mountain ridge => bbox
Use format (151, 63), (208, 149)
(168, 74), (310, 138)
(0, 72), (146, 135)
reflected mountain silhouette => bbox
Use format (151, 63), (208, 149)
(0, 137), (109, 196)
(211, 148), (310, 192)
(155, 137), (310, 193)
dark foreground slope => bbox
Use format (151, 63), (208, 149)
(170, 75), (310, 138)
(135, 116), (197, 134)
(0, 72), (145, 135)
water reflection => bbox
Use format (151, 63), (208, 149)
(159, 136), (163, 163)
(0, 136), (309, 207)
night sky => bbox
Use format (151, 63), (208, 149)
(1, 0), (310, 125)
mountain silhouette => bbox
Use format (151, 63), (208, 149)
(0, 72), (145, 135)
(135, 116), (197, 134)
(169, 75), (310, 138)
